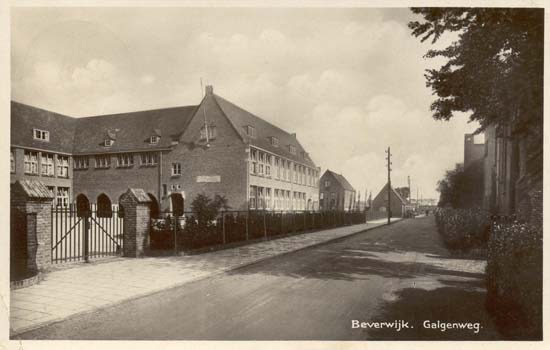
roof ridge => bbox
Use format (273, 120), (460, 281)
(11, 100), (75, 119)
(213, 94), (297, 142)
(80, 105), (197, 119)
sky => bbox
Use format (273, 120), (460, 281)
(11, 7), (480, 200)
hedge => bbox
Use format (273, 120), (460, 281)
(434, 208), (490, 251)
(486, 220), (542, 339)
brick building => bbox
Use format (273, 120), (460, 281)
(11, 86), (320, 213)
(370, 183), (410, 217)
(482, 122), (542, 222)
(319, 170), (356, 211)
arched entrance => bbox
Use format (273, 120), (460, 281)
(76, 194), (90, 217)
(97, 193), (113, 218)
(148, 193), (160, 219)
(170, 193), (184, 216)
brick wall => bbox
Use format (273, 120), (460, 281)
(161, 95), (248, 211)
(73, 153), (160, 206)
(120, 189), (151, 257)
(10, 183), (52, 272)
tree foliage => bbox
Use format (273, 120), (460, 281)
(190, 193), (231, 224)
(409, 8), (543, 144)
(437, 161), (484, 209)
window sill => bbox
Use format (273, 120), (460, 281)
(24, 173), (39, 176)
(140, 164), (158, 167)
(171, 174), (181, 178)
(94, 167), (111, 170)
(116, 165), (134, 169)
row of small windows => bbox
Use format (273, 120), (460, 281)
(249, 186), (311, 211)
(104, 135), (161, 147)
(73, 152), (159, 170)
(249, 147), (319, 187)
(13, 150), (70, 177)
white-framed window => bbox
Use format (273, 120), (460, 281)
(47, 186), (55, 205)
(246, 125), (256, 138)
(150, 135), (160, 144)
(104, 139), (114, 147)
(74, 156), (89, 169)
(10, 149), (15, 173)
(117, 154), (134, 168)
(33, 128), (49, 141)
(56, 187), (70, 207)
(289, 145), (297, 155)
(257, 187), (265, 209)
(57, 155), (69, 178)
(172, 162), (182, 176)
(140, 152), (158, 166)
(24, 151), (38, 174)
(249, 185), (257, 209)
(200, 124), (217, 141)
(258, 163), (264, 176)
(95, 154), (111, 168)
(40, 153), (54, 176)
(271, 137), (279, 147)
(320, 192), (324, 200)
(325, 180), (330, 188)
(265, 188), (272, 210)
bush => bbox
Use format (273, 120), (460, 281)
(486, 220), (542, 339)
(434, 208), (490, 251)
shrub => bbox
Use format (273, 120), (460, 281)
(434, 208), (490, 251)
(486, 220), (542, 339)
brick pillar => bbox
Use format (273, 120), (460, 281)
(11, 180), (54, 273)
(120, 188), (151, 257)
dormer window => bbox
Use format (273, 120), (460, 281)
(104, 139), (114, 147)
(150, 135), (160, 144)
(271, 137), (279, 147)
(245, 125), (256, 138)
(289, 145), (297, 155)
(33, 128), (49, 142)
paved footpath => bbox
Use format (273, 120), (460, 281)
(10, 218), (399, 336)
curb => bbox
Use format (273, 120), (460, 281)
(11, 218), (403, 338)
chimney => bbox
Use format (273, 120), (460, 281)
(205, 85), (213, 95)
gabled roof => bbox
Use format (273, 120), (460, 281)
(72, 105), (197, 154)
(11, 101), (77, 154)
(376, 182), (408, 205)
(213, 94), (317, 168)
(323, 170), (355, 191)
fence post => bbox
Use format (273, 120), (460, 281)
(83, 215), (90, 263)
(173, 215), (178, 256)
(246, 210), (249, 241)
(303, 212), (306, 231)
(280, 211), (283, 235)
(292, 211), (296, 232)
(222, 212), (226, 245)
(263, 210), (267, 240)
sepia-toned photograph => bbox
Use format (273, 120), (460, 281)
(6, 2), (544, 343)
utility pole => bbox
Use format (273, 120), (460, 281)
(385, 147), (392, 225)
(407, 175), (411, 202)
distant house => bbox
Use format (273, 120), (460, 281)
(319, 170), (356, 211)
(371, 183), (412, 217)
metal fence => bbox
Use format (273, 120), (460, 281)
(51, 204), (124, 264)
(150, 209), (379, 252)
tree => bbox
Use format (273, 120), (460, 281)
(409, 8), (543, 151)
(437, 161), (483, 209)
(190, 193), (231, 224)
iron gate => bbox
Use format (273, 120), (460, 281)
(51, 204), (124, 264)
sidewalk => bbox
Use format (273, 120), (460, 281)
(10, 218), (400, 336)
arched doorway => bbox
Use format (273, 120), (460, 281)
(97, 193), (113, 218)
(148, 193), (160, 219)
(170, 193), (184, 216)
(76, 194), (90, 217)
